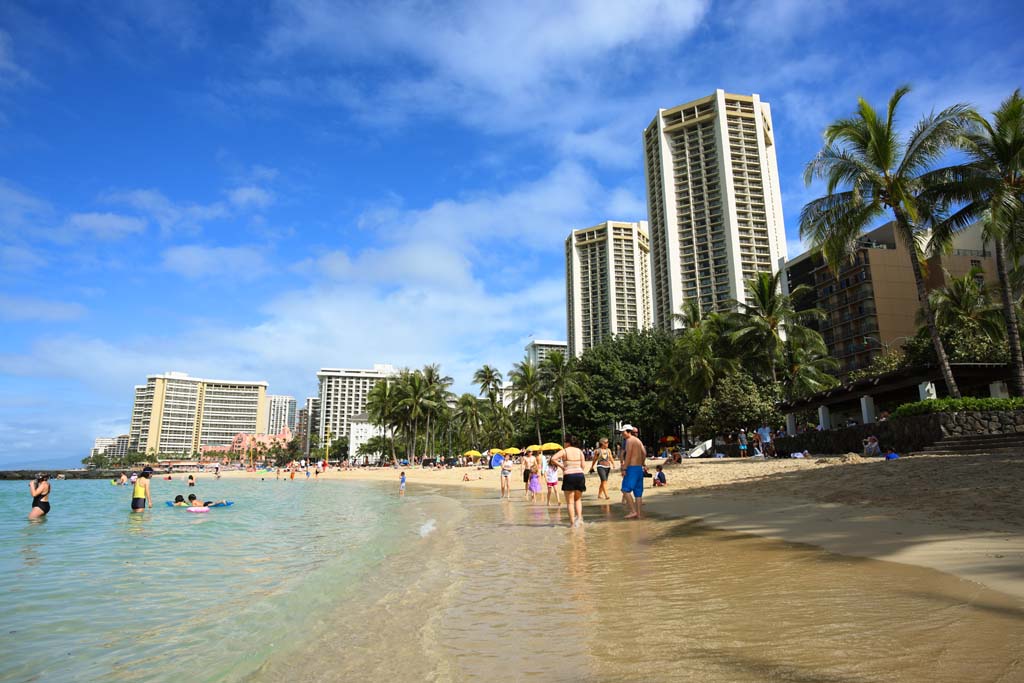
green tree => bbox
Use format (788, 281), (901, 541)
(539, 350), (582, 443)
(692, 373), (781, 440)
(801, 85), (974, 398)
(454, 392), (483, 451)
(664, 315), (737, 404)
(473, 364), (503, 408)
(780, 333), (839, 400)
(508, 359), (545, 445)
(366, 377), (400, 463)
(399, 371), (430, 461)
(927, 90), (1024, 395)
(421, 363), (453, 459)
(921, 267), (1005, 342)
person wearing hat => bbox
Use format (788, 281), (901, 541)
(131, 466), (153, 513)
(620, 424), (647, 519)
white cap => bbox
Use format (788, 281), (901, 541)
(621, 424), (635, 433)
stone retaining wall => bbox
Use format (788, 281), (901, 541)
(770, 409), (1024, 456)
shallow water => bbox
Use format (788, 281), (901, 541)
(3, 477), (1022, 682)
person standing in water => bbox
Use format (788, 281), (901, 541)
(522, 451), (537, 497)
(551, 435), (586, 527)
(620, 425), (647, 519)
(399, 471), (406, 496)
(589, 438), (615, 500)
(131, 467), (153, 513)
(499, 457), (513, 498)
(28, 473), (50, 519)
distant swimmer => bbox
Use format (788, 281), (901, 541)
(118, 472), (128, 486)
(131, 467), (153, 513)
(172, 495), (188, 507)
(28, 473), (50, 520)
(187, 494), (226, 507)
(187, 475), (195, 487)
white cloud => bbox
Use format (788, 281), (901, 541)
(0, 178), (52, 238)
(0, 244), (46, 271)
(103, 188), (228, 235)
(228, 185), (274, 209)
(0, 293), (85, 321)
(161, 244), (269, 280)
(65, 212), (146, 240)
(0, 30), (33, 88)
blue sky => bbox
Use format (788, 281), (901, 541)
(1, 1), (1021, 467)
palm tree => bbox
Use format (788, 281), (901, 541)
(801, 85), (975, 398)
(400, 371), (430, 462)
(473, 364), (503, 407)
(421, 363), (452, 459)
(729, 271), (820, 383)
(539, 350), (581, 443)
(781, 333), (839, 400)
(669, 321), (738, 404)
(366, 378), (399, 463)
(673, 299), (706, 329)
(454, 393), (482, 450)
(921, 267), (1006, 342)
(507, 359), (545, 445)
(926, 90), (1024, 395)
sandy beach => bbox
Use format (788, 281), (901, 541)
(215, 453), (1024, 600)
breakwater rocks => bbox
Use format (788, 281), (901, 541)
(0, 469), (125, 481)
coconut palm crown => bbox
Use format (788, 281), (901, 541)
(800, 85), (975, 398)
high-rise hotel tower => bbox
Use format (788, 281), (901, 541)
(565, 220), (652, 357)
(643, 90), (787, 328)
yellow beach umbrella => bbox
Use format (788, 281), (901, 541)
(541, 442), (563, 451)
(525, 445), (541, 452)
(503, 447), (521, 455)
(488, 448), (504, 454)
(463, 449), (481, 457)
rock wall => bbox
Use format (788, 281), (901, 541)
(770, 409), (1024, 456)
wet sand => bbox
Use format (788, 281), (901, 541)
(243, 481), (1024, 682)
(215, 453), (1024, 601)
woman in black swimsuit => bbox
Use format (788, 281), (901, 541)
(29, 473), (50, 520)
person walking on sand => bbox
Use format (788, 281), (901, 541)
(28, 473), (50, 520)
(522, 451), (537, 497)
(551, 435), (586, 527)
(399, 471), (406, 496)
(131, 467), (153, 513)
(620, 425), (646, 519)
(589, 438), (615, 500)
(545, 460), (561, 506)
(500, 457), (513, 498)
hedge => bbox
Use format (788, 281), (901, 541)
(892, 397), (1024, 418)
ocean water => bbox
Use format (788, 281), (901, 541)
(3, 475), (1023, 682)
(0, 477), (434, 682)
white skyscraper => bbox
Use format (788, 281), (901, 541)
(266, 394), (297, 435)
(317, 364), (396, 443)
(524, 340), (568, 366)
(644, 89), (787, 328)
(566, 220), (652, 357)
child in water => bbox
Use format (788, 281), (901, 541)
(399, 472), (406, 496)
(527, 465), (542, 502)
(172, 495), (188, 506)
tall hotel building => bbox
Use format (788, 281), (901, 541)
(316, 364), (396, 443)
(643, 90), (787, 327)
(266, 394), (297, 434)
(128, 372), (268, 454)
(525, 339), (569, 366)
(565, 221), (652, 357)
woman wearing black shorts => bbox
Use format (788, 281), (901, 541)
(589, 438), (615, 500)
(551, 435), (586, 527)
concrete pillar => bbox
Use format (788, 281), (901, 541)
(817, 405), (831, 430)
(918, 381), (937, 401)
(860, 395), (876, 424)
(785, 413), (797, 436)
(989, 381), (1010, 399)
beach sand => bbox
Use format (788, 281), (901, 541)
(213, 453), (1024, 601)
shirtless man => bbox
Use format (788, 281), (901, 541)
(522, 452), (537, 496)
(620, 424), (647, 519)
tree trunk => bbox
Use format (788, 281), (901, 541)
(535, 411), (542, 447)
(909, 247), (962, 398)
(995, 237), (1024, 396)
(425, 413), (432, 459)
(559, 393), (566, 443)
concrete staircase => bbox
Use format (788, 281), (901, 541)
(915, 432), (1022, 456)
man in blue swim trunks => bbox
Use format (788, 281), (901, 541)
(620, 424), (647, 519)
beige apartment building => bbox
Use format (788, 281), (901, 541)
(565, 220), (652, 357)
(782, 222), (997, 375)
(644, 90), (787, 327)
(129, 372), (268, 455)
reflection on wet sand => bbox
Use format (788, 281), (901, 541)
(257, 486), (1024, 683)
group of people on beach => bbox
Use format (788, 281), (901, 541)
(495, 423), (652, 527)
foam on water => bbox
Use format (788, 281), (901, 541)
(419, 518), (437, 537)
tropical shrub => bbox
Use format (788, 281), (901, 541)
(892, 396), (1024, 417)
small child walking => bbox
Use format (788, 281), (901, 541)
(545, 462), (561, 506)
(399, 471), (406, 496)
(527, 466), (542, 502)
